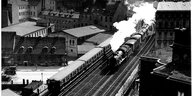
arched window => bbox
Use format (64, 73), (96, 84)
(18, 46), (24, 54)
(42, 46), (48, 54)
(26, 46), (33, 54)
(50, 46), (56, 54)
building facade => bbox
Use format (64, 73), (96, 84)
(39, 10), (80, 31)
(155, 1), (190, 48)
(8, 0), (43, 23)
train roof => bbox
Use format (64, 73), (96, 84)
(132, 32), (143, 36)
(49, 60), (85, 81)
(131, 34), (141, 39)
(78, 47), (103, 61)
(97, 36), (112, 48)
(126, 39), (137, 45)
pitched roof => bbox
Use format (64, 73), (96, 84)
(78, 43), (96, 54)
(2, 89), (20, 96)
(63, 25), (105, 38)
(85, 33), (112, 45)
(2, 21), (45, 36)
(157, 2), (191, 11)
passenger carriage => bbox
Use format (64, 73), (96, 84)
(47, 60), (85, 94)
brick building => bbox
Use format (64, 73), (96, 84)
(13, 37), (67, 66)
(155, 1), (190, 48)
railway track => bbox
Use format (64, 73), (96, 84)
(64, 35), (155, 96)
(103, 36), (155, 96)
(57, 59), (107, 96)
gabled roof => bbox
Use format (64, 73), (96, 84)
(63, 25), (105, 38)
(2, 89), (20, 96)
(2, 21), (45, 36)
(157, 2), (191, 11)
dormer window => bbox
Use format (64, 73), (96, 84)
(50, 46), (56, 54)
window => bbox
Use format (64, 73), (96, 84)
(71, 49), (73, 52)
(100, 16), (103, 21)
(170, 32), (173, 36)
(72, 40), (75, 45)
(109, 17), (112, 22)
(69, 40), (71, 45)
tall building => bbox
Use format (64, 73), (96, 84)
(8, 0), (43, 23)
(139, 28), (191, 96)
(155, 1), (190, 48)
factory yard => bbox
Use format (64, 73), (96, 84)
(5, 66), (66, 84)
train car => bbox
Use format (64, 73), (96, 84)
(78, 47), (104, 70)
(130, 33), (142, 45)
(125, 38), (139, 52)
(97, 37), (113, 67)
(47, 60), (85, 95)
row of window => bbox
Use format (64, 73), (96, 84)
(19, 11), (36, 16)
(69, 40), (75, 46)
(156, 20), (190, 28)
(156, 40), (173, 46)
(156, 13), (190, 19)
(19, 5), (36, 10)
(81, 15), (113, 23)
(19, 5), (29, 9)
(157, 31), (173, 37)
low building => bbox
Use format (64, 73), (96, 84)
(22, 80), (46, 96)
(155, 1), (190, 48)
(48, 25), (106, 57)
(2, 20), (55, 37)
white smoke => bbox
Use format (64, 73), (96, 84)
(110, 1), (156, 52)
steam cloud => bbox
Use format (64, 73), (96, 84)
(110, 1), (156, 52)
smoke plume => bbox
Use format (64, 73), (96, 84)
(110, 1), (156, 52)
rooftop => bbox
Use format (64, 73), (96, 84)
(2, 89), (20, 96)
(63, 25), (106, 38)
(153, 65), (191, 85)
(157, 1), (191, 11)
(2, 21), (53, 36)
(78, 43), (96, 55)
(85, 33), (112, 45)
